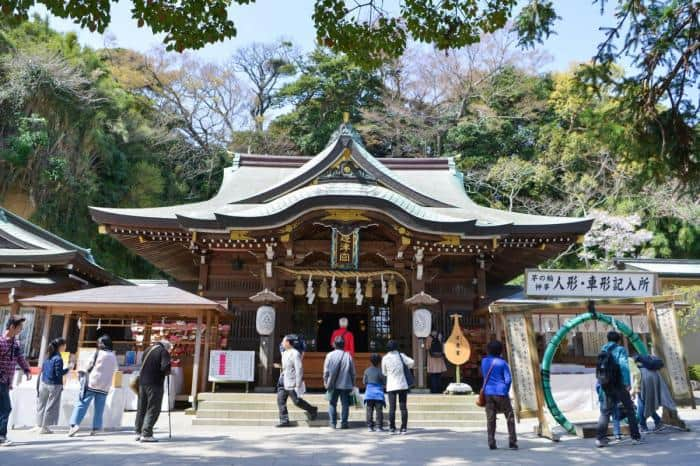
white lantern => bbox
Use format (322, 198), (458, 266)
(256, 305), (276, 336)
(413, 308), (432, 338)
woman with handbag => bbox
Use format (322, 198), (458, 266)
(381, 340), (414, 435)
(480, 340), (517, 450)
(68, 335), (118, 437)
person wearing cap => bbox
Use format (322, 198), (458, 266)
(68, 334), (118, 437)
(135, 338), (173, 442)
(0, 315), (32, 447)
(330, 317), (355, 357)
(276, 334), (318, 427)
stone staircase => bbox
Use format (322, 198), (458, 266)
(193, 392), (484, 429)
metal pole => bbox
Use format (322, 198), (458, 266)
(167, 374), (172, 439)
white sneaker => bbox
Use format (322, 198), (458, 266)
(632, 438), (644, 445)
(0, 437), (13, 447)
(67, 425), (80, 437)
(39, 427), (53, 434)
(140, 436), (158, 443)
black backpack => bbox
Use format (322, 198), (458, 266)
(429, 337), (443, 357)
(596, 348), (622, 391)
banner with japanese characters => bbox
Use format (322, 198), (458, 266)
(330, 228), (359, 270)
(525, 269), (656, 298)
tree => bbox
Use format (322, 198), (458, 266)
(230, 40), (300, 131)
(272, 48), (384, 154)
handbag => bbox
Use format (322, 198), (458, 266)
(349, 386), (361, 408)
(324, 352), (346, 401)
(79, 350), (100, 401)
(399, 352), (415, 389)
(476, 359), (497, 408)
(129, 344), (160, 395)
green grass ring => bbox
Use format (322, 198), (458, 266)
(540, 311), (648, 434)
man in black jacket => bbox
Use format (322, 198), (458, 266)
(135, 339), (172, 442)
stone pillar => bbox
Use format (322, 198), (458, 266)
(191, 311), (203, 409)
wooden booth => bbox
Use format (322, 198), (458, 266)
(89, 121), (593, 390)
(20, 285), (228, 407)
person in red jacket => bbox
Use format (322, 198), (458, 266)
(330, 317), (355, 357)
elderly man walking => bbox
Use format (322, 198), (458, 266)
(0, 315), (32, 447)
(135, 339), (172, 442)
(323, 336), (356, 429)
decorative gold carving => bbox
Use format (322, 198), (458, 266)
(576, 235), (585, 244)
(322, 209), (370, 222)
(437, 235), (461, 247)
(492, 238), (499, 249)
(229, 230), (253, 241)
(97, 224), (108, 235)
(280, 233), (291, 243)
(401, 236), (412, 247)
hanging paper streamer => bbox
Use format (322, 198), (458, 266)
(77, 317), (82, 330)
(330, 276), (339, 304)
(380, 274), (389, 304)
(161, 317), (166, 335)
(355, 277), (364, 306)
(97, 318), (102, 331)
(306, 275), (316, 304)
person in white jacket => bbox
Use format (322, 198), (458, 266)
(276, 335), (318, 427)
(381, 340), (414, 434)
(68, 335), (118, 437)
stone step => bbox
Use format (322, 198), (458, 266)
(192, 418), (485, 428)
(195, 408), (485, 421)
(197, 400), (483, 412)
(197, 392), (477, 403)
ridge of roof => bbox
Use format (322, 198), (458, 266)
(236, 153), (451, 170)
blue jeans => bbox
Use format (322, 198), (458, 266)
(70, 389), (108, 430)
(637, 396), (661, 431)
(0, 383), (11, 437)
(328, 389), (351, 427)
(611, 404), (621, 437)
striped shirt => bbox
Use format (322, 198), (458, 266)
(0, 334), (31, 388)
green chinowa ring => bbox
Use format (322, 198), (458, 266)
(540, 311), (648, 434)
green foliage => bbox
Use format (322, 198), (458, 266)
(689, 365), (700, 382)
(273, 48), (383, 153)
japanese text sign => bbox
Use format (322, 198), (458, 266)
(525, 269), (656, 298)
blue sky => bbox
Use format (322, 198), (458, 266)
(36, 0), (620, 73)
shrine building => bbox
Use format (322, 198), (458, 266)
(89, 122), (593, 389)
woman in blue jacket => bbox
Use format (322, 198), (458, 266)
(481, 340), (517, 450)
(36, 338), (70, 433)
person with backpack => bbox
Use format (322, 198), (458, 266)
(381, 340), (414, 434)
(323, 336), (356, 429)
(481, 340), (517, 450)
(595, 331), (641, 447)
(36, 338), (71, 434)
(425, 330), (446, 394)
(68, 334), (118, 437)
(134, 338), (172, 442)
(276, 334), (318, 427)
(634, 354), (675, 432)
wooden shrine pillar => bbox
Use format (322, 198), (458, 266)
(191, 311), (203, 409)
(61, 312), (71, 339)
(200, 310), (212, 392)
(37, 307), (53, 367)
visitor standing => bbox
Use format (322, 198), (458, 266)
(135, 339), (172, 442)
(276, 334), (318, 427)
(323, 336), (355, 429)
(381, 340), (414, 435)
(36, 337), (70, 434)
(363, 353), (385, 431)
(481, 340), (517, 450)
(425, 330), (446, 394)
(329, 317), (355, 357)
(0, 315), (32, 447)
(68, 334), (118, 437)
(635, 354), (675, 432)
(595, 331), (641, 447)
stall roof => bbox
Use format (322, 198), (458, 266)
(19, 285), (227, 313)
(614, 258), (700, 278)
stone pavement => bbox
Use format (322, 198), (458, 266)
(3, 407), (699, 466)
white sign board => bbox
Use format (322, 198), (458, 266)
(208, 350), (255, 382)
(525, 269), (656, 298)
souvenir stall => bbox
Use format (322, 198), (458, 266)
(10, 285), (228, 429)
